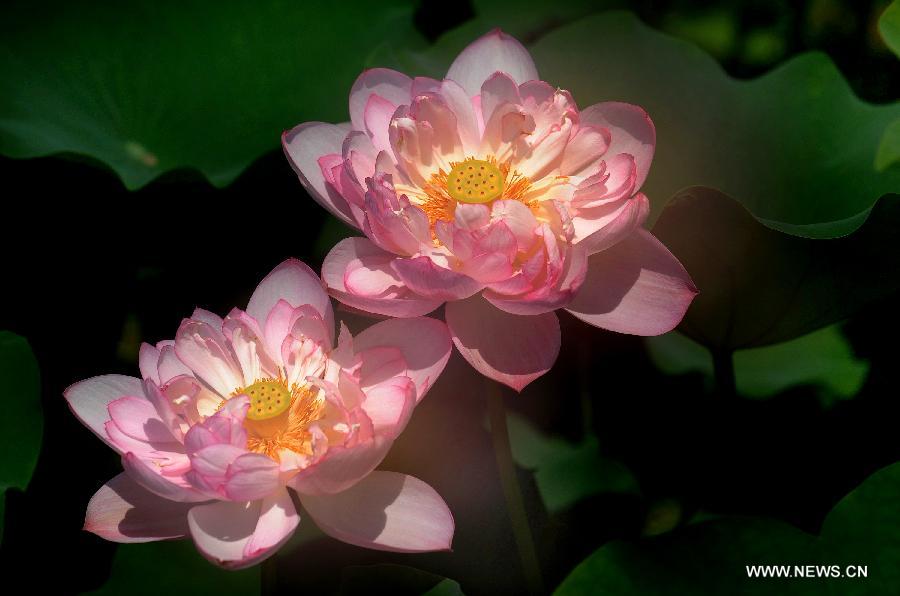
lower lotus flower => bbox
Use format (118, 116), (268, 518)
(66, 259), (454, 569)
(283, 29), (698, 392)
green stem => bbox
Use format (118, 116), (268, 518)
(487, 379), (544, 595)
(712, 349), (736, 399)
(261, 556), (277, 595)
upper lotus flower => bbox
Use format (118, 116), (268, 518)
(66, 260), (454, 569)
(283, 30), (697, 391)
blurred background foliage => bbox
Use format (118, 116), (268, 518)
(0, 0), (898, 594)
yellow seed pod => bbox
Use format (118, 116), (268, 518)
(244, 380), (291, 420)
(447, 159), (504, 204)
(241, 380), (292, 438)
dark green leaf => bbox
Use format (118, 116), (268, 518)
(0, 331), (42, 542)
(507, 414), (639, 513)
(532, 12), (900, 238)
(0, 0), (423, 189)
(876, 118), (900, 172)
(555, 461), (900, 595)
(879, 0), (900, 58)
(642, 499), (685, 537)
(89, 540), (259, 596)
(651, 187), (900, 349)
(645, 326), (869, 405)
(875, 2), (900, 178)
(423, 579), (466, 596)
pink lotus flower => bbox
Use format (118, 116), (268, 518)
(284, 30), (697, 391)
(66, 260), (454, 569)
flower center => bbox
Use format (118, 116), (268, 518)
(243, 379), (292, 435)
(447, 159), (504, 204)
(231, 377), (326, 461)
(402, 155), (539, 244)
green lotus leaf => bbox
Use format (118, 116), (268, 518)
(89, 540), (259, 595)
(0, 0), (423, 189)
(879, 0), (900, 59)
(555, 461), (900, 595)
(876, 118), (900, 172)
(535, 12), (900, 237)
(651, 187), (900, 349)
(507, 413), (639, 513)
(645, 326), (869, 406)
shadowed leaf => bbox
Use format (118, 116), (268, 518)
(533, 12), (900, 237)
(875, 118), (900, 172)
(651, 187), (900, 349)
(507, 413), (639, 513)
(879, 0), (900, 58)
(89, 540), (259, 595)
(645, 326), (869, 405)
(556, 461), (900, 595)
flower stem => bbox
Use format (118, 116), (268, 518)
(487, 379), (544, 595)
(261, 556), (277, 595)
